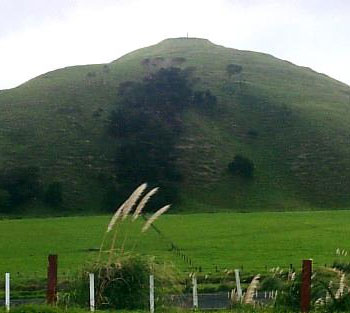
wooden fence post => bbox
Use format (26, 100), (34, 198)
(5, 273), (10, 311)
(89, 273), (95, 312)
(192, 274), (198, 309)
(234, 269), (242, 301)
(47, 254), (58, 305)
(301, 259), (312, 312)
(149, 275), (154, 313)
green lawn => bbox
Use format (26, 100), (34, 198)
(0, 210), (349, 279)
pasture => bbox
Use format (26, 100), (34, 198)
(0, 210), (349, 278)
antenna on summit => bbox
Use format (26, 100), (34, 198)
(186, 32), (189, 38)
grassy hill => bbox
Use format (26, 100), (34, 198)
(0, 38), (350, 213)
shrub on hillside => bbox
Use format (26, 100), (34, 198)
(193, 90), (217, 111)
(172, 56), (186, 65)
(44, 182), (63, 207)
(0, 166), (42, 207)
(226, 63), (243, 77)
(0, 189), (10, 212)
(228, 155), (254, 178)
(247, 129), (259, 138)
(109, 67), (217, 204)
(101, 183), (122, 212)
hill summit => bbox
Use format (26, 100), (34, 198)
(0, 38), (350, 213)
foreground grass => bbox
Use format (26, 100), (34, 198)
(0, 305), (302, 313)
(0, 305), (345, 313)
(0, 210), (349, 279)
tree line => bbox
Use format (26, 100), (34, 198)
(108, 66), (217, 207)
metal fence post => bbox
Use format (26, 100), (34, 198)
(301, 259), (312, 312)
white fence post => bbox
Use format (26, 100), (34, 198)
(192, 274), (198, 309)
(149, 275), (154, 313)
(234, 269), (242, 301)
(89, 273), (95, 312)
(5, 273), (10, 311)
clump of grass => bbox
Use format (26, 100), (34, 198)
(71, 183), (176, 310)
(72, 253), (180, 310)
(273, 267), (349, 312)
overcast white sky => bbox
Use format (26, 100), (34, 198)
(1, 0), (349, 90)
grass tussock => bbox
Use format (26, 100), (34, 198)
(70, 183), (177, 310)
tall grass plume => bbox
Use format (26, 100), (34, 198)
(142, 204), (171, 232)
(132, 187), (159, 221)
(244, 274), (260, 304)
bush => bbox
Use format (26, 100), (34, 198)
(71, 254), (179, 310)
(247, 129), (259, 138)
(172, 57), (186, 65)
(0, 188), (10, 212)
(226, 64), (243, 77)
(101, 184), (120, 212)
(275, 270), (339, 312)
(228, 155), (254, 178)
(260, 276), (283, 291)
(0, 166), (42, 207)
(325, 293), (350, 312)
(44, 182), (63, 207)
(109, 67), (217, 204)
(193, 90), (217, 112)
(333, 261), (350, 273)
(70, 184), (180, 310)
(72, 255), (150, 309)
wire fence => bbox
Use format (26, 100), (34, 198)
(0, 255), (313, 312)
(0, 269), (277, 311)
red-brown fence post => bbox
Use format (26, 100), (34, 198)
(47, 254), (58, 305)
(301, 259), (312, 312)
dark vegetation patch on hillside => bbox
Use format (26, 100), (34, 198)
(107, 66), (217, 207)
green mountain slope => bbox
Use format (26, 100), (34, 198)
(1, 38), (350, 213)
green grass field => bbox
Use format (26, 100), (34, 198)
(0, 210), (349, 279)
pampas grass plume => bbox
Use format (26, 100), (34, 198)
(121, 183), (147, 220)
(106, 204), (125, 233)
(132, 187), (159, 221)
(244, 274), (260, 304)
(142, 204), (171, 232)
(335, 272), (346, 299)
(106, 183), (147, 232)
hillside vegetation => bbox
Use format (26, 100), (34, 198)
(0, 38), (350, 213)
